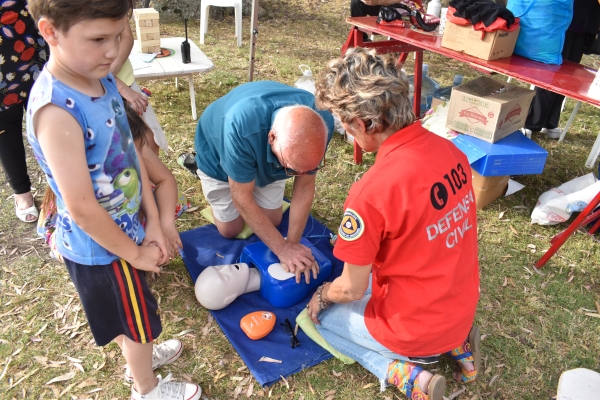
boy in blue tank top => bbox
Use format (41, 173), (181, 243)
(26, 1), (201, 399)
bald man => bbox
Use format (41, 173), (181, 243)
(192, 81), (334, 281)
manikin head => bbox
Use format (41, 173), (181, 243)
(268, 105), (328, 175)
(194, 263), (260, 310)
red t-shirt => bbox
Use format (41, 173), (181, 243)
(333, 122), (480, 357)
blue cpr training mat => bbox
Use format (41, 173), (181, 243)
(179, 209), (343, 387)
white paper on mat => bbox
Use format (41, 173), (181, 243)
(505, 179), (525, 196)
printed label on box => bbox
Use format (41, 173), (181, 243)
(458, 107), (488, 125)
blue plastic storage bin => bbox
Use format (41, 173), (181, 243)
(452, 131), (548, 176)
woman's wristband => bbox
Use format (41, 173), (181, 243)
(316, 283), (332, 311)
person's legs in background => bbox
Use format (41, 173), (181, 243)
(524, 30), (588, 139)
(0, 104), (37, 222)
(350, 0), (382, 41)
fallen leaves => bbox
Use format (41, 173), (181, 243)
(45, 371), (76, 385)
(502, 276), (516, 288)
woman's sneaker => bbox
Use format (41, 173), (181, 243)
(125, 339), (184, 383)
(541, 127), (562, 140)
(131, 374), (201, 400)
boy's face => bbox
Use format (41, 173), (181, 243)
(48, 17), (126, 81)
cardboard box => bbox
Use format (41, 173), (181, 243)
(446, 76), (535, 143)
(441, 19), (520, 61)
(452, 130), (548, 176)
(471, 170), (509, 209)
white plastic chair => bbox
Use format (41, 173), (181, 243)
(200, 0), (242, 47)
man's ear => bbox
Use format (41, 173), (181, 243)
(267, 130), (276, 145)
(37, 17), (60, 46)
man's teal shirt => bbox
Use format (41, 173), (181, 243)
(194, 81), (334, 187)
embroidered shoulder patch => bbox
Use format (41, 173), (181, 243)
(338, 208), (364, 241)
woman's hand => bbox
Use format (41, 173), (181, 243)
(306, 292), (322, 325)
(162, 221), (182, 261)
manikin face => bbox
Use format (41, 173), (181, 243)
(195, 263), (252, 310)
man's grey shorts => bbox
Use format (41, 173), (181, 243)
(196, 169), (286, 222)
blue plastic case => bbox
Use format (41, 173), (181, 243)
(240, 238), (332, 308)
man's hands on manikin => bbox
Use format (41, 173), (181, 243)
(278, 241), (320, 284)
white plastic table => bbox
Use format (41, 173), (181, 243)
(130, 37), (214, 120)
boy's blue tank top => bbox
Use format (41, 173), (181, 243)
(26, 70), (145, 265)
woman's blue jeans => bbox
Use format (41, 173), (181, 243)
(315, 280), (436, 391)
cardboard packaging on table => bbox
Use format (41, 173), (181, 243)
(471, 170), (509, 209)
(452, 130), (548, 177)
(440, 19), (520, 61)
(446, 76), (535, 143)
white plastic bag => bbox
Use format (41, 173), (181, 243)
(531, 173), (600, 225)
(294, 64), (316, 94)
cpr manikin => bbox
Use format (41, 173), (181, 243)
(194, 263), (260, 310)
(195, 239), (333, 310)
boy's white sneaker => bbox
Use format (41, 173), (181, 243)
(541, 127), (562, 139)
(131, 374), (201, 400)
(125, 339), (184, 383)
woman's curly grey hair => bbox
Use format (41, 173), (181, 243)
(315, 47), (415, 134)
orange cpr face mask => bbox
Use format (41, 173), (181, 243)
(240, 311), (276, 340)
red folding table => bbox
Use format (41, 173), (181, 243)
(342, 16), (600, 167)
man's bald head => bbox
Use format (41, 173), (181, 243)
(270, 105), (328, 174)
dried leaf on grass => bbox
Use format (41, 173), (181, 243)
(332, 369), (342, 377)
(448, 386), (466, 400)
(489, 374), (500, 387)
(173, 329), (194, 337)
(279, 374), (289, 389)
(45, 371), (76, 385)
(362, 383), (375, 389)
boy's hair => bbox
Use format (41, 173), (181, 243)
(28, 0), (134, 33)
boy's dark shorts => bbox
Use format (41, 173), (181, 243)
(64, 258), (162, 346)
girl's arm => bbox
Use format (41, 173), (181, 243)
(111, 21), (148, 115)
(136, 142), (169, 265)
(138, 141), (182, 258)
(35, 104), (162, 272)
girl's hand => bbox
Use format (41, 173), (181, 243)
(142, 221), (169, 265)
(162, 221), (182, 261)
(130, 244), (161, 273)
(120, 85), (148, 115)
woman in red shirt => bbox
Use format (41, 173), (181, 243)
(308, 47), (481, 400)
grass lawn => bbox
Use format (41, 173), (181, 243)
(1, 1), (600, 398)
